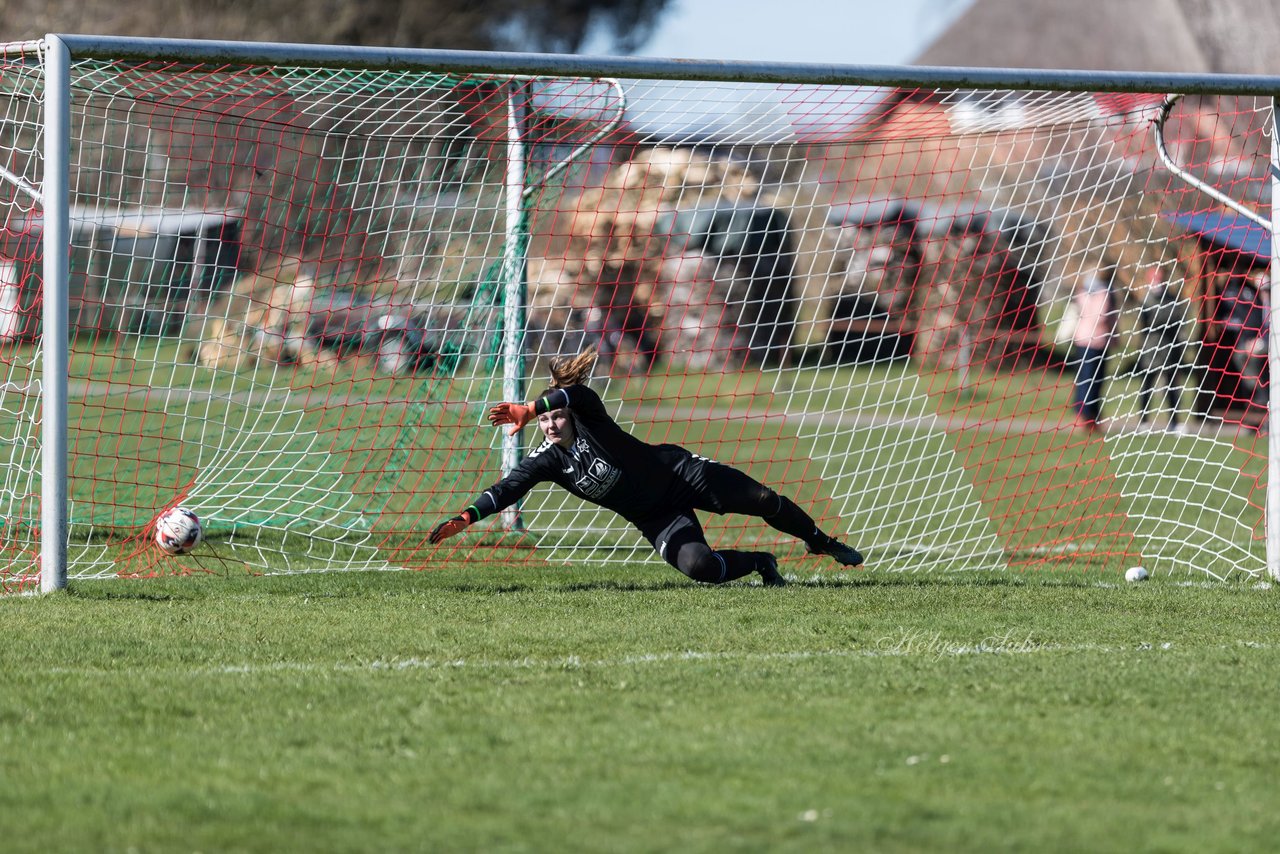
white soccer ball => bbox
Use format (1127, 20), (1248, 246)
(155, 506), (203, 555)
(1124, 566), (1149, 583)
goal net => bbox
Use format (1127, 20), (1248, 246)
(0, 40), (1274, 590)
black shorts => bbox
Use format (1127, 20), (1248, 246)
(668, 452), (775, 515)
(635, 454), (777, 569)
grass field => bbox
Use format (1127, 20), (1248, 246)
(3, 565), (1278, 852)
(3, 334), (1277, 850)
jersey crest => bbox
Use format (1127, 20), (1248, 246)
(568, 437), (621, 499)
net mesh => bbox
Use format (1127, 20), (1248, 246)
(0, 47), (1273, 588)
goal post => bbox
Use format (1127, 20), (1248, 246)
(41, 35), (70, 593)
(1270, 95), (1280, 582)
(500, 78), (528, 532)
(4, 36), (1280, 592)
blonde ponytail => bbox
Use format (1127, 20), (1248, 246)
(547, 346), (598, 389)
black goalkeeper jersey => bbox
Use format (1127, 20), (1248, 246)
(466, 384), (699, 525)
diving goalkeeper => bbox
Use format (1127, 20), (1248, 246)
(429, 350), (864, 587)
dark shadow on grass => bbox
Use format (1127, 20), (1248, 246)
(442, 576), (692, 594)
(56, 566), (1221, 603)
(439, 572), (1055, 594)
(559, 577), (703, 592)
(783, 570), (1108, 589)
(65, 585), (180, 602)
(283, 569), (1110, 596)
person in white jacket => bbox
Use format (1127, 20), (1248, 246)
(1070, 268), (1119, 432)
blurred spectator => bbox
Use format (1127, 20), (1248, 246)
(1070, 268), (1119, 433)
(584, 265), (659, 375)
(1135, 267), (1190, 432)
(1220, 270), (1270, 417)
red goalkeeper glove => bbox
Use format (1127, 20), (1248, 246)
(429, 509), (475, 545)
(487, 401), (536, 436)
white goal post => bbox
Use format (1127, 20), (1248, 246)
(3, 34), (1280, 593)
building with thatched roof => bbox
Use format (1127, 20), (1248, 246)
(913, 0), (1280, 74)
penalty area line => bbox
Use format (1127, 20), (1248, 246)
(38, 638), (1278, 679)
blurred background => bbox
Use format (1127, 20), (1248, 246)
(3, 0), (1279, 74)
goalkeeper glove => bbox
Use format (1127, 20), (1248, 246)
(429, 509), (475, 544)
(487, 401), (536, 436)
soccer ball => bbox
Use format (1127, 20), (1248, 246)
(155, 507), (203, 555)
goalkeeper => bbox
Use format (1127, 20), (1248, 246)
(429, 349), (864, 587)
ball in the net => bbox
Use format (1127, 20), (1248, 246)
(155, 507), (203, 555)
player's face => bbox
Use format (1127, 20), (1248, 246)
(537, 407), (575, 447)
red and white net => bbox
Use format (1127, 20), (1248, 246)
(0, 49), (1271, 587)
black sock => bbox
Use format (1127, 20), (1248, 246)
(717, 550), (771, 581)
(763, 494), (822, 543)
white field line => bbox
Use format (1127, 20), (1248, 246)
(38, 636), (1278, 679)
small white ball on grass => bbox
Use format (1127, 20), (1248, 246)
(1124, 566), (1149, 583)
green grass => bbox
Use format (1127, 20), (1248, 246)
(3, 565), (1278, 853)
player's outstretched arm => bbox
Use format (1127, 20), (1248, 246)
(428, 509), (476, 544)
(430, 457), (548, 547)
